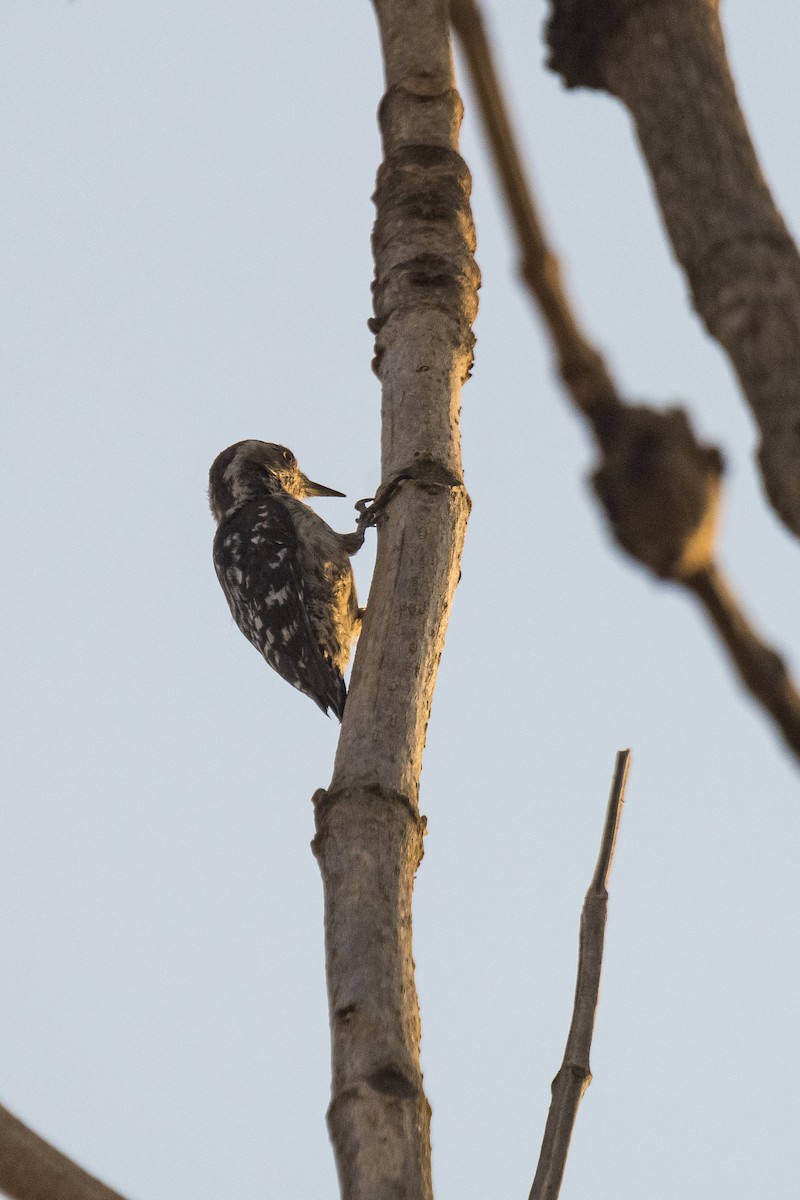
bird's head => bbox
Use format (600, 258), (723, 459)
(208, 440), (345, 522)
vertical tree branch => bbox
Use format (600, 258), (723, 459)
(312, 2), (479, 1197)
(529, 750), (631, 1200)
(547, 0), (800, 541)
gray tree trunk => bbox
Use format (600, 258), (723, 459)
(311, 1), (479, 1197)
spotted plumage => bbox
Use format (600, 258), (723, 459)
(209, 440), (361, 719)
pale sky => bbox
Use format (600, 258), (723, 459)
(2, 3), (799, 1198)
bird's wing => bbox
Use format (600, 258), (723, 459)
(214, 502), (346, 719)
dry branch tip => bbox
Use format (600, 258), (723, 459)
(528, 749), (630, 1200)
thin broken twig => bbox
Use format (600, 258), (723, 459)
(529, 749), (631, 1200)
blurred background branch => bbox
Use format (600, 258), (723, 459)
(451, 0), (800, 764)
(0, 1103), (129, 1200)
(546, 0), (800, 541)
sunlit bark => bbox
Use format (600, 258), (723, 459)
(312, 1), (479, 1196)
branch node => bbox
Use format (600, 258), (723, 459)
(314, 783), (424, 832)
(545, 0), (649, 89)
(367, 1067), (419, 1098)
(591, 404), (724, 580)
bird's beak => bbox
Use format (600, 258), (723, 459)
(300, 473), (346, 499)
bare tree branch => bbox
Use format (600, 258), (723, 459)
(312, 1), (479, 1196)
(529, 749), (631, 1200)
(546, 0), (800, 541)
(450, 0), (800, 764)
(450, 0), (618, 422)
(0, 1103), (130, 1200)
(685, 566), (800, 757)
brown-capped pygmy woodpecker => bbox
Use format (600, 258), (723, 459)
(209, 440), (362, 719)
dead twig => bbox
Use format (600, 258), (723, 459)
(529, 749), (631, 1200)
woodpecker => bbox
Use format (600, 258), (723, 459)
(209, 440), (362, 719)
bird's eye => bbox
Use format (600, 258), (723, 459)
(282, 449), (293, 465)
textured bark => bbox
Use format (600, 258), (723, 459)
(313, 1), (478, 1197)
(0, 1104), (129, 1200)
(547, 0), (800, 540)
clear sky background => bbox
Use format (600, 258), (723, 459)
(2, 3), (799, 1198)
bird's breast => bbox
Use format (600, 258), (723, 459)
(283, 499), (361, 672)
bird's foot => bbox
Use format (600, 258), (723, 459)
(341, 473), (413, 555)
(355, 473), (412, 530)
